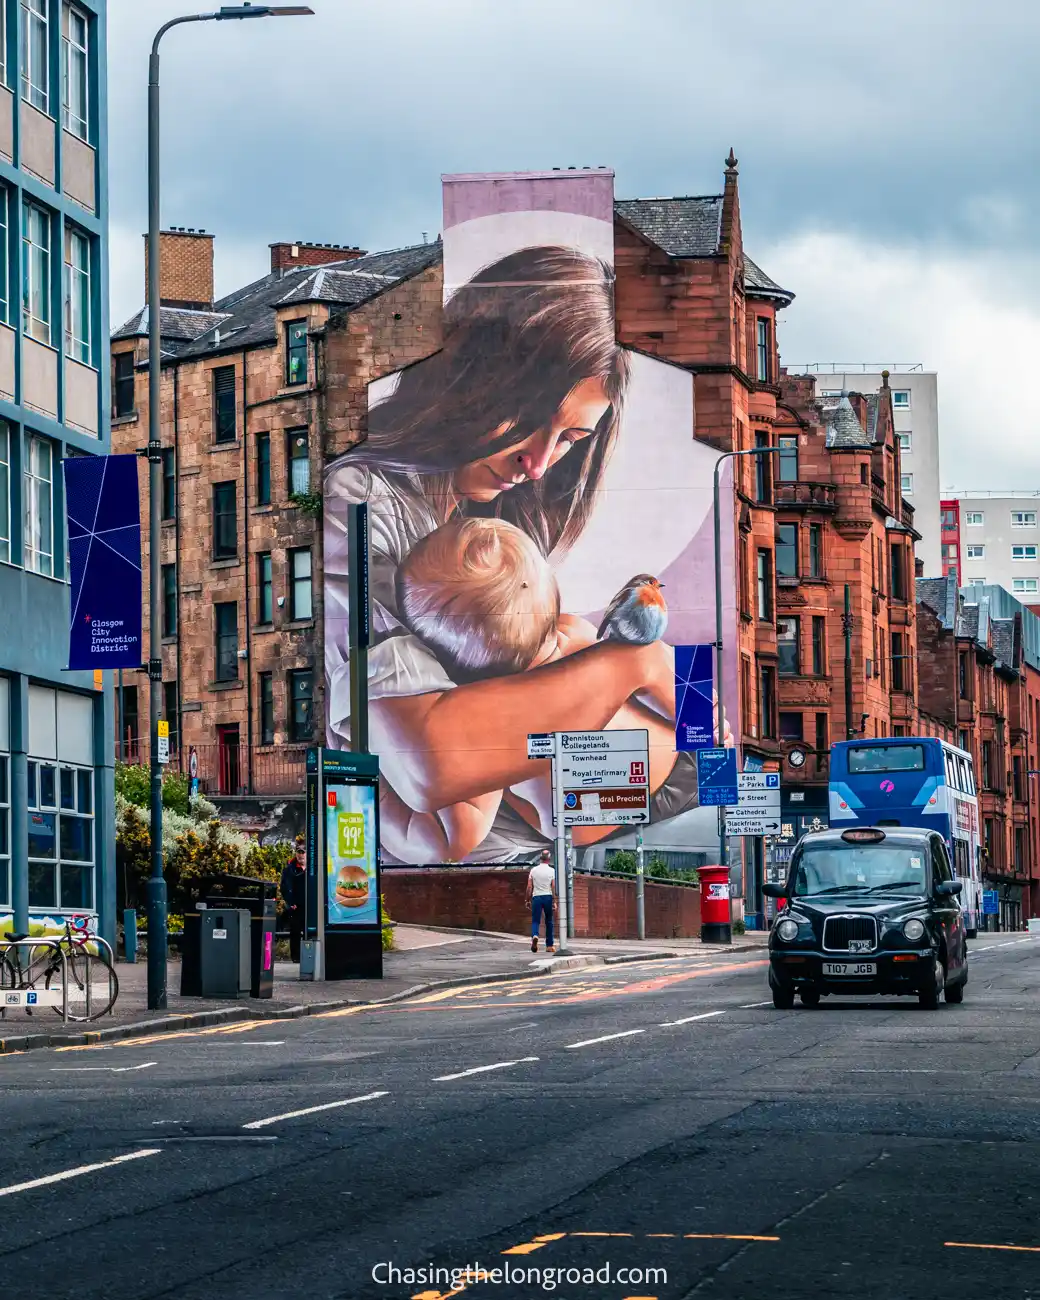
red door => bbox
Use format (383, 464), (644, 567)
(217, 725), (241, 795)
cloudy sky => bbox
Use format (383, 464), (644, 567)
(108, 0), (1040, 490)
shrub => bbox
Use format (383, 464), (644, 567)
(381, 894), (394, 952)
(114, 762), (204, 819)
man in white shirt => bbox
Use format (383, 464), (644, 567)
(526, 849), (558, 953)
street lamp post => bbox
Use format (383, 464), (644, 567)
(712, 446), (783, 874)
(146, 2), (314, 1011)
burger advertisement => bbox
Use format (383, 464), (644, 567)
(325, 783), (379, 928)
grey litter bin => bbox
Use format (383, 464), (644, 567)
(200, 909), (251, 999)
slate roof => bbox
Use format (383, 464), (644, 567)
(917, 577), (957, 630)
(823, 394), (870, 448)
(992, 618), (1016, 671)
(114, 242), (443, 361)
(957, 603), (981, 641)
(614, 197), (794, 304)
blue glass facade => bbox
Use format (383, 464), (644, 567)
(0, 0), (113, 943)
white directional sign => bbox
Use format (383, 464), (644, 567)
(726, 772), (781, 836)
(557, 729), (651, 827)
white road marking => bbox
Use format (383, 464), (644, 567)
(506, 1022), (539, 1032)
(740, 1001), (775, 1009)
(564, 1029), (645, 1050)
(0, 1148), (161, 1199)
(433, 1057), (539, 1082)
(51, 1063), (157, 1074)
(242, 1090), (388, 1129)
(207, 1041), (285, 1047)
(848, 1068), (937, 1074)
(659, 1011), (727, 1027)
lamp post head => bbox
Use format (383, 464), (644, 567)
(217, 4), (314, 17)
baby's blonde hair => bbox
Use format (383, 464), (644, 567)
(397, 518), (560, 680)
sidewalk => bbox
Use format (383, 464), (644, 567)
(0, 925), (767, 1053)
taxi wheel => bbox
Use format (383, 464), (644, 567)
(771, 984), (795, 1010)
(918, 957), (944, 1010)
(799, 987), (821, 1008)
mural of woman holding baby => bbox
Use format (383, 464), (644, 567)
(324, 245), (731, 864)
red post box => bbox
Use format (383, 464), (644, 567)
(699, 864), (732, 944)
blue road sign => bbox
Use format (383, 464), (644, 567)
(982, 890), (999, 916)
(697, 747), (738, 807)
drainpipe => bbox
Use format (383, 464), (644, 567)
(173, 363), (183, 772)
(243, 349), (253, 794)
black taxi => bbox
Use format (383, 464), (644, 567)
(763, 826), (968, 1010)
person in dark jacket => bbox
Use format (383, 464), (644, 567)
(280, 835), (307, 963)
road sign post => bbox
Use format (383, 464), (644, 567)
(725, 772), (781, 837)
(636, 833), (645, 941)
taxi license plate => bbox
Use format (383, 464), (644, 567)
(822, 962), (876, 976)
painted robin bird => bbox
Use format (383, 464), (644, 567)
(597, 574), (668, 644)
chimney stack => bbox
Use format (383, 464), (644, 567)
(269, 241), (366, 274)
(143, 228), (214, 310)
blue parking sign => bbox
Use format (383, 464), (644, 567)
(696, 747), (738, 807)
(26, 991), (37, 1005)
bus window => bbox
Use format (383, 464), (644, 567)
(961, 758), (975, 796)
(848, 744), (926, 774)
(944, 751), (957, 790)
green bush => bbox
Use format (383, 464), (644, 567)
(381, 894), (394, 951)
(603, 849), (699, 884)
(115, 762), (196, 818)
(733, 919), (746, 936)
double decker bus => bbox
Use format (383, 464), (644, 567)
(828, 737), (982, 936)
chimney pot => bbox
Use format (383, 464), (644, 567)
(143, 227), (214, 310)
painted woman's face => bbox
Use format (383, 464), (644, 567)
(453, 378), (611, 503)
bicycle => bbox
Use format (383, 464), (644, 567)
(1, 918), (119, 1021)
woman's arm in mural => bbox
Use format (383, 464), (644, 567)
(371, 639), (675, 813)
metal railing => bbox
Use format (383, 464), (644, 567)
(791, 362), (926, 374)
(116, 738), (308, 796)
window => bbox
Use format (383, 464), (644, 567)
(161, 563), (176, 637)
(755, 318), (771, 383)
(779, 711), (803, 741)
(777, 617), (799, 676)
(61, 2), (88, 139)
(0, 421), (8, 564)
(259, 671), (274, 745)
(28, 759), (94, 911)
(213, 366), (236, 443)
(1013, 578), (1039, 595)
(943, 543), (958, 566)
(22, 200), (51, 344)
(212, 481), (237, 559)
(113, 351), (134, 417)
(738, 535), (751, 618)
(958, 651), (970, 700)
(890, 542), (907, 601)
(256, 433), (271, 505)
(898, 431), (912, 452)
(289, 546), (312, 621)
(288, 668), (313, 742)
(257, 552), (272, 625)
(815, 712), (828, 755)
(1014, 754), (1025, 802)
(24, 433), (52, 575)
(214, 602), (238, 682)
(63, 225), (90, 363)
(286, 319), (307, 386)
(287, 428), (310, 494)
(754, 432), (771, 504)
(0, 750), (7, 907)
(891, 632), (907, 692)
(776, 435), (798, 483)
(117, 684), (138, 758)
(966, 544), (985, 560)
(812, 616), (826, 676)
(775, 523), (798, 578)
(892, 390), (910, 409)
(0, 186), (9, 324)
(966, 511), (985, 527)
(969, 577), (987, 587)
(759, 665), (776, 740)
(1012, 545), (1038, 561)
(163, 681), (178, 755)
(741, 655), (753, 735)
(958, 728), (969, 752)
(982, 740), (993, 790)
(756, 549), (773, 622)
(1012, 511), (1037, 527)
(21, 0), (48, 112)
(848, 744), (926, 774)
(901, 473), (913, 494)
(808, 523), (822, 579)
(161, 447), (175, 521)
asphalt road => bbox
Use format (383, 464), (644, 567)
(2, 936), (1040, 1300)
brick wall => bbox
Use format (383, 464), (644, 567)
(143, 229), (214, 309)
(382, 869), (703, 939)
(270, 242), (365, 273)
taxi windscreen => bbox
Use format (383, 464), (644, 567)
(791, 844), (929, 898)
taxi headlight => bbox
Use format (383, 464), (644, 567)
(902, 918), (926, 942)
(776, 917), (800, 942)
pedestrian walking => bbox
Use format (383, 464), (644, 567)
(280, 834), (307, 964)
(527, 849), (557, 954)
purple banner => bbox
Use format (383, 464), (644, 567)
(675, 643), (714, 751)
(64, 453), (143, 669)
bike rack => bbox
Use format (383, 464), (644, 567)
(0, 938), (69, 1024)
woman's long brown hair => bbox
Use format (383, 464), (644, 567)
(332, 245), (630, 557)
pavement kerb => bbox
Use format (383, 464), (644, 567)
(0, 953), (634, 1055)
